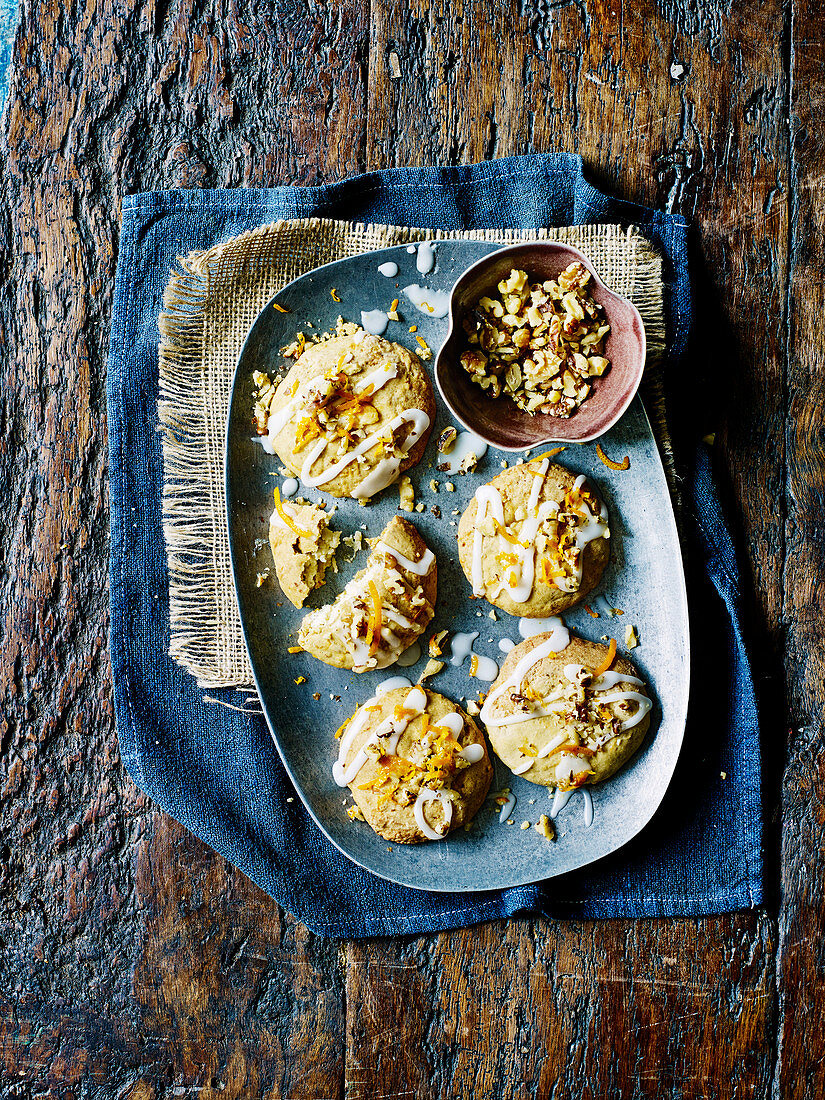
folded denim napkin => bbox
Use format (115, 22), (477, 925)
(108, 154), (763, 936)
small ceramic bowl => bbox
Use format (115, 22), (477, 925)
(434, 241), (646, 451)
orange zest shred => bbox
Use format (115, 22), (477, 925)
(272, 301), (290, 313)
(593, 638), (617, 676)
(287, 645), (303, 653)
(330, 288), (341, 302)
(273, 487), (313, 538)
(540, 557), (565, 582)
(596, 442), (630, 471)
(390, 298), (399, 311)
(367, 580), (383, 656)
(557, 744), (596, 758)
(334, 717), (351, 741)
(409, 325), (418, 333)
(530, 447), (566, 465)
(416, 335), (428, 349)
(493, 519), (529, 547)
(583, 604), (599, 619)
(469, 654), (479, 677)
(292, 417), (321, 451)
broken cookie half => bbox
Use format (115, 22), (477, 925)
(298, 515), (436, 672)
(268, 489), (341, 608)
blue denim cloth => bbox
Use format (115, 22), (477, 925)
(108, 155), (763, 936)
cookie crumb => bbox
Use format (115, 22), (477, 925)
(520, 820), (531, 830)
(535, 814), (556, 841)
(398, 475), (415, 512)
(625, 624), (639, 649)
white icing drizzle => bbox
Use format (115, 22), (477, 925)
(281, 477), (299, 498)
(519, 616), (570, 641)
(265, 349), (404, 470)
(528, 457), (550, 513)
(354, 363), (398, 393)
(434, 713), (464, 737)
(511, 758), (535, 775)
(382, 607), (415, 630)
(550, 785), (595, 827)
(555, 753), (592, 785)
(375, 541), (435, 577)
(498, 638), (516, 654)
(479, 630), (572, 729)
(471, 486), (505, 596)
(396, 639), (421, 668)
(402, 283), (452, 318)
(582, 788), (594, 827)
(595, 691), (652, 730)
(449, 631), (499, 681)
(361, 309), (390, 336)
(550, 787), (573, 817)
(555, 475), (610, 592)
(498, 792), (516, 824)
(269, 498), (310, 534)
(460, 743), (484, 764)
(471, 464), (608, 602)
(563, 664), (651, 730)
(299, 408), (430, 495)
(537, 731), (568, 758)
(437, 431), (489, 475)
(414, 788), (453, 840)
(349, 457), (403, 499)
(376, 676), (413, 695)
(406, 245), (417, 254)
(254, 435), (276, 454)
(333, 686), (426, 787)
(266, 393), (303, 446)
(378, 261), (399, 277)
(416, 241), (436, 274)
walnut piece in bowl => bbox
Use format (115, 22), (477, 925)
(435, 242), (646, 451)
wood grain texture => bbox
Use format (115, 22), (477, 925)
(0, 0), (814, 1094)
(774, 0), (825, 1094)
(347, 915), (776, 1099)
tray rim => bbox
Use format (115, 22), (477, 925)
(225, 241), (691, 893)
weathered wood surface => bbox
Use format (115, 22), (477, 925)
(0, 0), (818, 1095)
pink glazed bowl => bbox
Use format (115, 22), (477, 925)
(434, 241), (647, 451)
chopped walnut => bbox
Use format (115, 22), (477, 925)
(458, 263), (611, 418)
(418, 658), (445, 683)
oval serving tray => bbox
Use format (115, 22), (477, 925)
(225, 241), (689, 893)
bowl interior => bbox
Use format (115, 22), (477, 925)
(435, 241), (646, 450)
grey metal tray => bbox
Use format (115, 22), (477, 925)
(226, 241), (689, 892)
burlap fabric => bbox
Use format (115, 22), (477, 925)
(157, 219), (667, 688)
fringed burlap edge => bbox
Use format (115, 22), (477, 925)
(157, 219), (668, 687)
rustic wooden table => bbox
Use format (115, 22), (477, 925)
(2, 0), (820, 1096)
